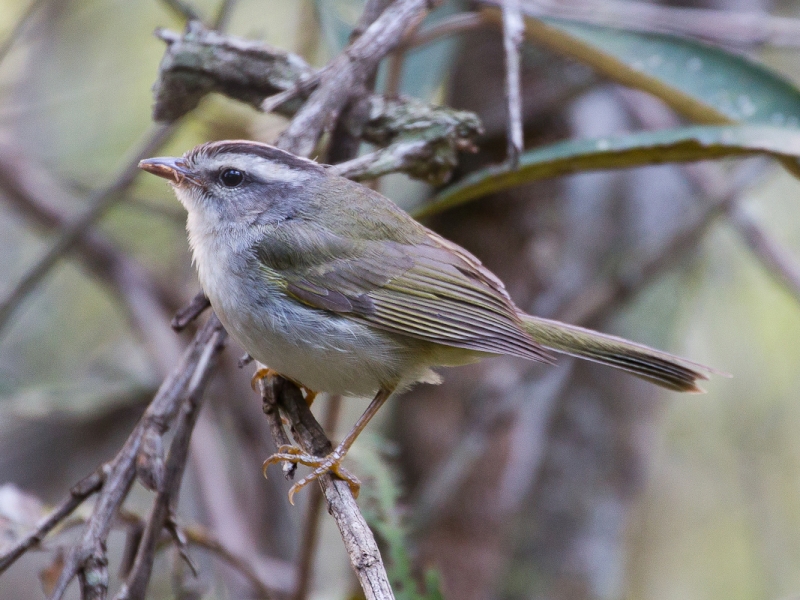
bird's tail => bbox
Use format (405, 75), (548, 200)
(521, 315), (719, 392)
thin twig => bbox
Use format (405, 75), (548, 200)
(183, 525), (279, 599)
(171, 293), (211, 332)
(327, 0), (393, 168)
(382, 0), (422, 99)
(0, 123), (176, 336)
(617, 88), (800, 309)
(0, 149), (182, 369)
(47, 314), (225, 600)
(159, 0), (203, 23)
(260, 72), (323, 114)
(152, 23), (482, 182)
(400, 11), (486, 50)
(501, 0), (524, 168)
(115, 327), (227, 600)
(212, 0), (238, 30)
(727, 206), (800, 304)
(271, 380), (394, 600)
(554, 162), (764, 326)
(293, 395), (342, 600)
(276, 0), (434, 157)
(384, 51), (405, 98)
(0, 0), (49, 66)
(0, 470), (105, 574)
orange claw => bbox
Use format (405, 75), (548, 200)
(261, 388), (393, 504)
(250, 367), (278, 391)
(250, 368), (318, 405)
(262, 448), (361, 505)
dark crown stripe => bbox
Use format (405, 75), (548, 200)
(186, 140), (325, 173)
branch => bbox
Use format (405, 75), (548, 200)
(259, 378), (296, 480)
(0, 149), (183, 368)
(171, 292), (211, 332)
(47, 314), (226, 600)
(616, 87), (800, 309)
(151, 20), (481, 183)
(0, 470), (105, 574)
(115, 326), (227, 600)
(182, 525), (281, 598)
(727, 206), (800, 304)
(0, 123), (176, 336)
(293, 395), (342, 600)
(277, 0), (433, 157)
(252, 5), (448, 597)
(400, 11), (485, 50)
(553, 162), (763, 327)
(263, 378), (394, 600)
(159, 0), (203, 23)
(501, 0), (524, 168)
(329, 132), (475, 184)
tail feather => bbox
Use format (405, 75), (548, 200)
(520, 315), (719, 393)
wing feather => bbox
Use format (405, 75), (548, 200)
(254, 223), (550, 362)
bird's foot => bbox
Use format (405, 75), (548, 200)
(250, 368), (317, 405)
(262, 444), (361, 504)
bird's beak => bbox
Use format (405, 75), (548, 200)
(138, 157), (199, 185)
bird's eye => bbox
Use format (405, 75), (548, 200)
(219, 168), (244, 188)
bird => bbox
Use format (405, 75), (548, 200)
(139, 139), (718, 501)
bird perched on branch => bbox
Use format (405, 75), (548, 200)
(139, 140), (719, 502)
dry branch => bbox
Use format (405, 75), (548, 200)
(115, 325), (227, 600)
(0, 124), (176, 336)
(501, 0), (524, 168)
(276, 0), (433, 157)
(0, 471), (105, 575)
(171, 292), (211, 331)
(0, 150), (183, 368)
(152, 18), (481, 184)
(47, 315), (226, 600)
(263, 378), (394, 600)
(4, 3), (475, 599)
(182, 524), (280, 598)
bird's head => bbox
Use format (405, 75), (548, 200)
(138, 140), (327, 228)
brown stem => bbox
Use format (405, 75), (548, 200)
(171, 292), (212, 332)
(0, 470), (105, 575)
(47, 315), (226, 600)
(0, 123), (176, 336)
(293, 395), (343, 600)
(501, 0), (524, 168)
(273, 381), (394, 600)
(0, 0), (49, 66)
(115, 327), (227, 600)
(275, 0), (435, 157)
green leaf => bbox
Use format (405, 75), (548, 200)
(481, 7), (800, 127)
(416, 125), (800, 218)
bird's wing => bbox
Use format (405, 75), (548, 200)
(253, 223), (550, 362)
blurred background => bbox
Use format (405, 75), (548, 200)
(2, 0), (800, 599)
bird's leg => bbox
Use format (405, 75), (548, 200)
(263, 387), (394, 503)
(251, 367), (317, 406)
